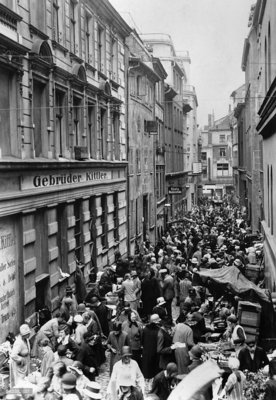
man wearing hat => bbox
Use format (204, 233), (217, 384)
(152, 297), (168, 321)
(107, 346), (145, 400)
(68, 361), (90, 397)
(10, 324), (31, 386)
(150, 362), (178, 400)
(88, 296), (110, 337)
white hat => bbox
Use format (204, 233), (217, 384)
(83, 382), (102, 399)
(190, 257), (198, 264)
(157, 297), (166, 305)
(19, 324), (31, 336)
(109, 265), (116, 272)
(74, 315), (83, 323)
(150, 314), (161, 324)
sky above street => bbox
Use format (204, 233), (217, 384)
(109, 0), (254, 127)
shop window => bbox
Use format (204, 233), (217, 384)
(113, 192), (119, 242)
(74, 199), (82, 263)
(57, 203), (68, 272)
(35, 208), (48, 277)
(101, 195), (107, 249)
(89, 196), (97, 268)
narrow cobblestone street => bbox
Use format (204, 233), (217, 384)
(96, 301), (180, 396)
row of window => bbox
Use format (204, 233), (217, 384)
(0, 64), (120, 160)
(35, 193), (120, 279)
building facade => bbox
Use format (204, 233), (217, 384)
(251, 0), (276, 290)
(0, 0), (130, 339)
(201, 113), (234, 199)
(141, 34), (199, 220)
(126, 32), (162, 254)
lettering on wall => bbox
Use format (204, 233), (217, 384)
(21, 171), (112, 190)
(0, 219), (18, 342)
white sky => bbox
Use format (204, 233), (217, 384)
(109, 0), (254, 127)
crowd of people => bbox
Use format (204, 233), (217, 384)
(2, 198), (276, 400)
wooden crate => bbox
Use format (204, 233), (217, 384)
(238, 301), (261, 328)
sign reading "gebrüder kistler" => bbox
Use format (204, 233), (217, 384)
(21, 171), (112, 190)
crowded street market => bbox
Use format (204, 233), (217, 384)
(1, 199), (276, 400)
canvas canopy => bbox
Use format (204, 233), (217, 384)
(195, 265), (270, 303)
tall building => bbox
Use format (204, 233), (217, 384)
(126, 31), (165, 253)
(0, 0), (131, 340)
(249, 0), (276, 290)
(141, 34), (199, 219)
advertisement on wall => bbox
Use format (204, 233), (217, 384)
(0, 218), (18, 342)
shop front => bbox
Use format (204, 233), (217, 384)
(0, 161), (127, 335)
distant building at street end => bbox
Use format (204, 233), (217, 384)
(200, 111), (234, 200)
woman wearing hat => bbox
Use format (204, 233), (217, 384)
(107, 346), (145, 400)
(10, 324), (31, 386)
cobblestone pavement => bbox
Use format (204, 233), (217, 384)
(96, 300), (180, 397)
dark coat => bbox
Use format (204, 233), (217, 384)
(141, 277), (161, 316)
(76, 342), (98, 380)
(141, 322), (160, 379)
(157, 327), (175, 370)
(93, 302), (110, 337)
(150, 370), (172, 400)
(238, 346), (269, 372)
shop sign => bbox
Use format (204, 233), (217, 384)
(168, 186), (182, 195)
(0, 218), (18, 342)
(21, 170), (112, 190)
